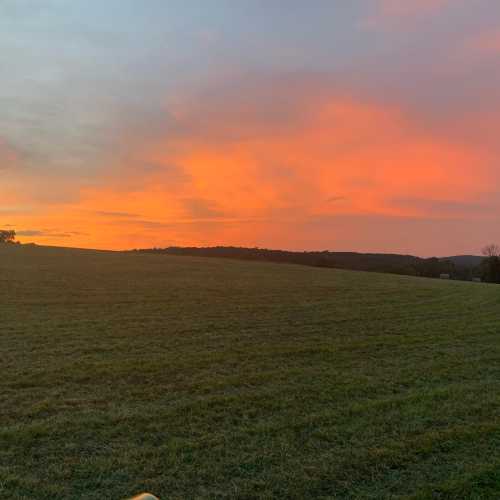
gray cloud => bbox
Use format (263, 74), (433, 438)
(390, 197), (493, 216)
(327, 195), (348, 203)
(181, 198), (225, 219)
(16, 229), (72, 238)
(94, 211), (140, 218)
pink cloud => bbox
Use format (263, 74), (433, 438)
(464, 29), (500, 58)
(363, 0), (451, 29)
(378, 0), (450, 17)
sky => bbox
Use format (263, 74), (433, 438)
(1, 0), (500, 256)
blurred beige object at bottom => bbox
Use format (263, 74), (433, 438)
(129, 494), (159, 500)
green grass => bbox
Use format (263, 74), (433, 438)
(1, 243), (500, 499)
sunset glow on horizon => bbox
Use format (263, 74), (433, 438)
(2, 0), (500, 256)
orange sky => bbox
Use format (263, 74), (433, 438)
(2, 1), (500, 256)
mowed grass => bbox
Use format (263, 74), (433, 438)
(1, 244), (500, 500)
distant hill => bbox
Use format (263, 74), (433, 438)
(134, 246), (483, 280)
(446, 255), (484, 267)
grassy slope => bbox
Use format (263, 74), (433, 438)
(1, 244), (500, 499)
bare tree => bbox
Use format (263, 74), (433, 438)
(482, 244), (500, 257)
(0, 229), (16, 243)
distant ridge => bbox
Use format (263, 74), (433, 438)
(446, 255), (484, 267)
(135, 246), (483, 281)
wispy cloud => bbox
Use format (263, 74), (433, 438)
(181, 198), (225, 219)
(16, 229), (74, 238)
(389, 197), (494, 217)
(363, 0), (451, 29)
(93, 211), (140, 218)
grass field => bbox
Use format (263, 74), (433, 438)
(1, 243), (500, 499)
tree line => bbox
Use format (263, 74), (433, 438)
(135, 246), (490, 282)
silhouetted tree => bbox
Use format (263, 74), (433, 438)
(482, 244), (500, 258)
(481, 244), (500, 283)
(0, 230), (16, 243)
